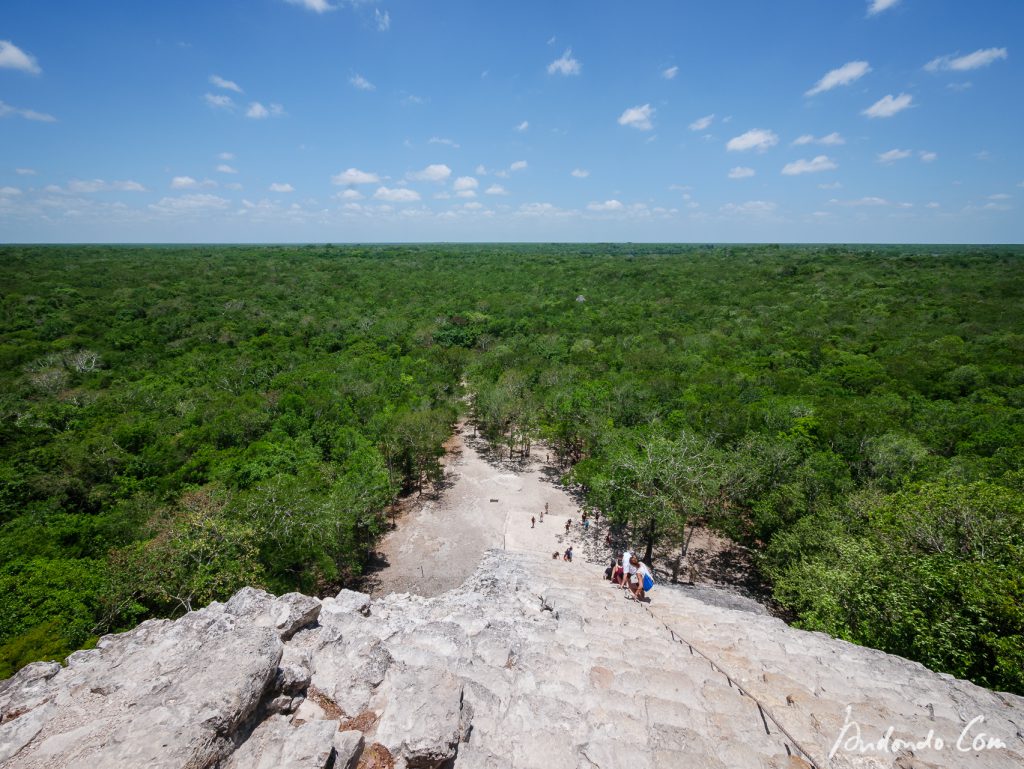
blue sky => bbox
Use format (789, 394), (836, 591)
(1, 0), (1021, 243)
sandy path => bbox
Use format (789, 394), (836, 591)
(366, 422), (589, 597)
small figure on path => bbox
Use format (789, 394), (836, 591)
(604, 532), (612, 547)
(552, 551), (560, 559)
(531, 515), (535, 528)
(565, 519), (571, 534)
(540, 508), (544, 522)
(635, 559), (654, 601)
(583, 518), (590, 531)
(563, 546), (573, 562)
(621, 549), (635, 592)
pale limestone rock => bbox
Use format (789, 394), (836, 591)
(333, 730), (365, 769)
(373, 665), (465, 768)
(223, 716), (336, 769)
(1, 608), (281, 768)
(225, 586), (322, 640)
(2, 549), (1023, 769)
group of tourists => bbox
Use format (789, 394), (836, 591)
(606, 549), (654, 602)
(533, 504), (655, 601)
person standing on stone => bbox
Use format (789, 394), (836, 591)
(626, 555), (646, 600)
(565, 518), (571, 534)
(635, 559), (654, 601)
(531, 515), (535, 528)
(621, 549), (636, 594)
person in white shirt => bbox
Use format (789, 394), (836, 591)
(635, 560), (653, 601)
(620, 549), (633, 591)
(624, 552), (639, 597)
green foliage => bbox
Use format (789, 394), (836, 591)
(765, 482), (1024, 692)
(1, 243), (1022, 694)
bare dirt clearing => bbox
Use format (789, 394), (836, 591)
(363, 422), (772, 616)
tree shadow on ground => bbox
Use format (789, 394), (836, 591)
(357, 550), (392, 594)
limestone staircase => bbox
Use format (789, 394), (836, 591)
(2, 549), (1022, 769)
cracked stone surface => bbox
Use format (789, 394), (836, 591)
(1, 550), (1023, 769)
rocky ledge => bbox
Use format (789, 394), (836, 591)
(1, 550), (1022, 769)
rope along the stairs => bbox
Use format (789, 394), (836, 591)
(633, 599), (825, 769)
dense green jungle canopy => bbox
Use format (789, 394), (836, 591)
(1, 244), (1022, 694)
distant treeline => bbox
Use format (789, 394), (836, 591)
(1, 244), (1021, 695)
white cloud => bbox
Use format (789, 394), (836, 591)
(15, 168), (36, 175)
(374, 186), (421, 202)
(926, 202), (941, 209)
(0, 186), (21, 196)
(877, 148), (912, 163)
(510, 160), (528, 172)
(332, 168), (380, 185)
(243, 102), (284, 119)
(517, 202), (567, 217)
(830, 196), (889, 206)
(149, 194), (230, 214)
(862, 93), (913, 118)
(338, 189), (363, 200)
(548, 49), (581, 76)
(571, 168), (590, 178)
(587, 200), (624, 212)
(925, 48), (1008, 72)
(918, 151), (937, 163)
(618, 104), (655, 131)
(484, 184), (508, 195)
(205, 93), (235, 109)
(67, 179), (145, 193)
(0, 100), (56, 122)
(408, 164), (451, 182)
(350, 73), (375, 91)
(662, 65), (679, 80)
(806, 61), (871, 96)
(721, 200), (777, 215)
(726, 128), (778, 152)
(209, 74), (242, 93)
(453, 176), (478, 192)
(782, 155), (838, 175)
(285, 0), (335, 13)
(728, 166), (756, 179)
(988, 193), (1011, 200)
(818, 181), (843, 190)
(515, 120), (529, 132)
(171, 176), (198, 189)
(455, 190), (476, 199)
(216, 164), (238, 174)
(689, 114), (714, 131)
(0, 41), (41, 75)
(429, 137), (460, 148)
(247, 102), (269, 119)
(375, 9), (390, 31)
(867, 0), (900, 16)
(269, 182), (294, 192)
(218, 152), (235, 161)
(793, 132), (845, 146)
(224, 182), (243, 190)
